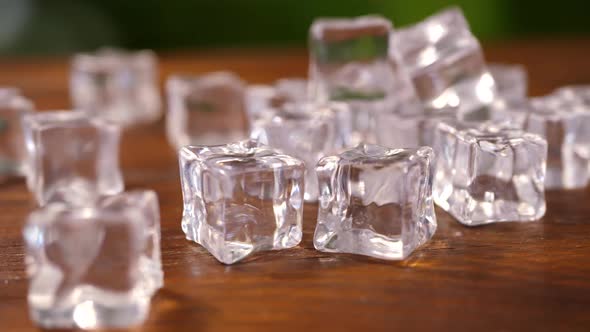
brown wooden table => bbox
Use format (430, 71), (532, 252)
(1, 40), (590, 331)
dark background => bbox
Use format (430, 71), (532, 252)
(1, 0), (589, 56)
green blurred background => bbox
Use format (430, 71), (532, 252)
(1, 0), (589, 56)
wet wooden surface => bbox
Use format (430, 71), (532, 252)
(1, 40), (590, 331)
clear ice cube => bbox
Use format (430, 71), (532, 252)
(314, 144), (436, 260)
(309, 15), (421, 144)
(23, 190), (163, 329)
(179, 140), (305, 264)
(433, 121), (547, 225)
(70, 49), (161, 126)
(489, 63), (528, 101)
(309, 15), (417, 104)
(395, 7), (496, 118)
(526, 94), (590, 189)
(250, 102), (338, 201)
(166, 72), (248, 149)
(23, 111), (124, 206)
(0, 88), (34, 182)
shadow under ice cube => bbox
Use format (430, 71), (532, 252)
(23, 190), (163, 329)
(433, 121), (547, 226)
(314, 144), (437, 260)
(179, 140), (305, 264)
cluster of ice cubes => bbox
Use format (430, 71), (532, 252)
(2, 5), (590, 330)
(0, 49), (164, 329)
(20, 110), (163, 329)
(170, 7), (543, 268)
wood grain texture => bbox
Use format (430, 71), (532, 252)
(1, 40), (590, 332)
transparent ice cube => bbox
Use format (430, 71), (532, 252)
(250, 103), (338, 201)
(70, 49), (161, 126)
(23, 111), (124, 206)
(0, 88), (34, 182)
(166, 72), (248, 149)
(23, 190), (163, 329)
(526, 94), (590, 189)
(433, 121), (547, 225)
(309, 15), (418, 104)
(489, 63), (528, 101)
(179, 140), (305, 264)
(395, 7), (496, 118)
(314, 144), (436, 260)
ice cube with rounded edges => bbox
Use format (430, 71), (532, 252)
(309, 15), (421, 145)
(23, 190), (163, 329)
(250, 102), (338, 201)
(179, 140), (305, 264)
(395, 7), (496, 118)
(489, 63), (528, 101)
(433, 121), (547, 226)
(70, 49), (161, 126)
(314, 144), (437, 260)
(23, 111), (123, 206)
(526, 94), (590, 189)
(309, 15), (419, 106)
(0, 87), (34, 182)
(166, 72), (248, 149)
